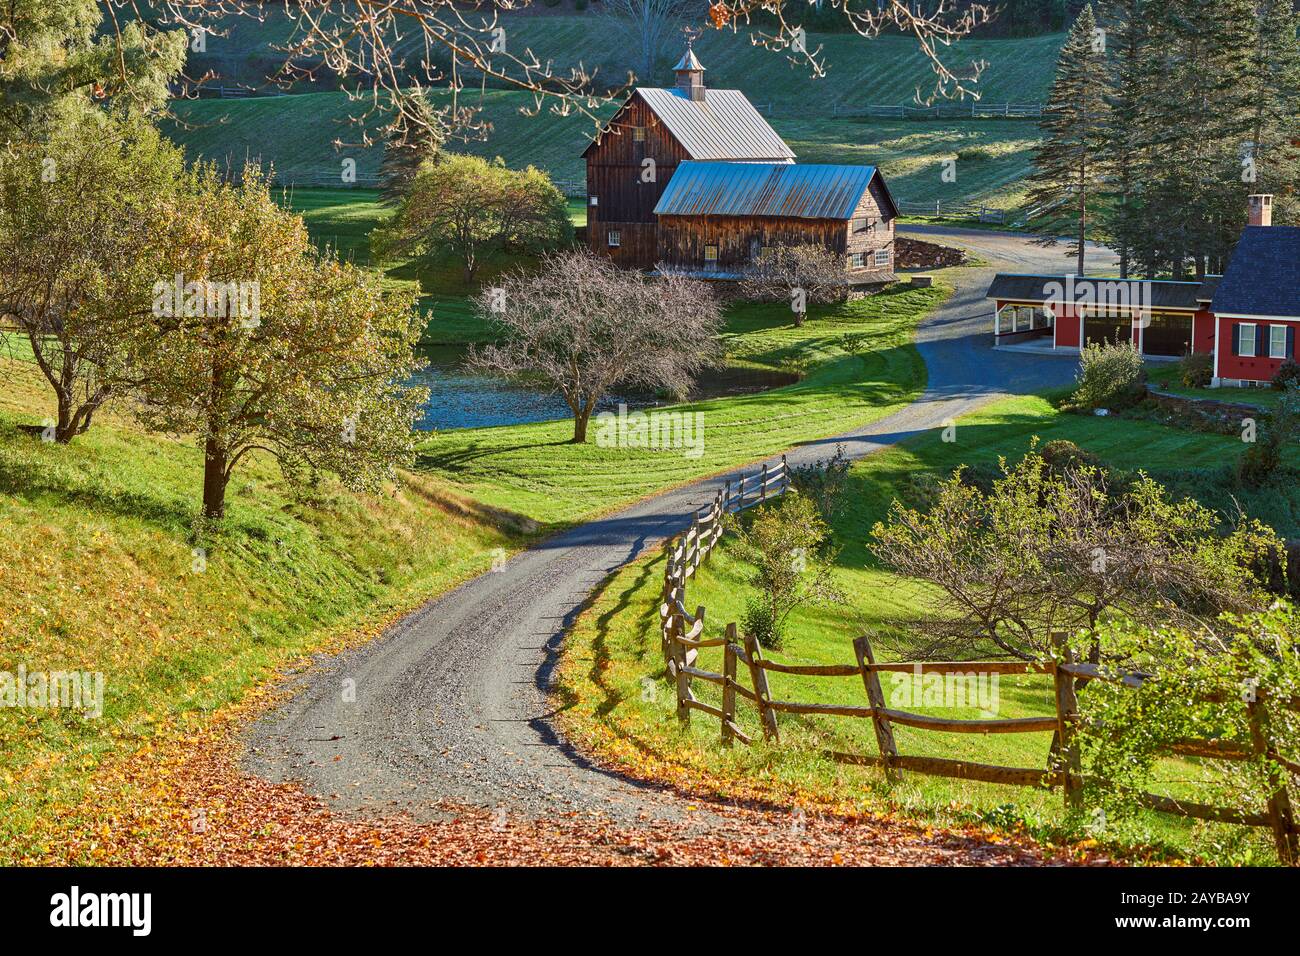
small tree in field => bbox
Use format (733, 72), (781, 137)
(372, 153), (572, 284)
(738, 243), (845, 327)
(469, 250), (723, 443)
(131, 167), (428, 520)
(378, 95), (444, 206)
(727, 491), (844, 649)
(870, 447), (1280, 661)
(0, 115), (184, 442)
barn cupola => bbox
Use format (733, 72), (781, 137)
(673, 45), (706, 102)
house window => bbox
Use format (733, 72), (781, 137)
(1270, 324), (1289, 359)
(849, 252), (865, 269)
(1238, 323), (1256, 357)
(704, 244), (718, 263)
(589, 195), (598, 207)
(632, 126), (646, 142)
(874, 248), (890, 268)
(607, 230), (620, 248)
(851, 217), (869, 233)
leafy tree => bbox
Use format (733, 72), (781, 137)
(372, 153), (572, 284)
(468, 250), (722, 443)
(1069, 607), (1300, 863)
(130, 168), (428, 520)
(1027, 4), (1112, 275)
(726, 490), (844, 649)
(737, 243), (845, 327)
(0, 0), (185, 142)
(0, 114), (184, 442)
(870, 447), (1280, 661)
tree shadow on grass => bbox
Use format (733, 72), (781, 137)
(412, 437), (573, 474)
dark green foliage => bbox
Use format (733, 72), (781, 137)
(1179, 351), (1214, 388)
(1273, 360), (1300, 391)
(1026, 4), (1111, 274)
(1238, 392), (1300, 487)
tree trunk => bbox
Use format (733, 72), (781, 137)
(202, 432), (229, 520)
(54, 393), (76, 444)
(571, 406), (592, 444)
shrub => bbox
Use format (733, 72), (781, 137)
(1179, 351), (1213, 388)
(1039, 439), (1102, 477)
(1070, 340), (1146, 411)
(727, 491), (844, 649)
(788, 443), (851, 521)
(1238, 391), (1300, 487)
(1273, 360), (1300, 391)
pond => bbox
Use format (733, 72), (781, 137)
(412, 346), (797, 432)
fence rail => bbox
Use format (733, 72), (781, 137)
(656, 460), (1300, 864)
(831, 101), (1043, 120)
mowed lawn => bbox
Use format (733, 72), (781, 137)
(558, 393), (1290, 862)
(0, 357), (532, 862)
(413, 283), (944, 526)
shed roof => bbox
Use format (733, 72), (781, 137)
(985, 273), (1216, 311)
(1211, 227), (1300, 318)
(653, 161), (891, 220)
(582, 88), (794, 162)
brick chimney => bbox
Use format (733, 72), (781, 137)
(673, 46), (706, 103)
(1248, 194), (1273, 227)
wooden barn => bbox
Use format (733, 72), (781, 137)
(582, 45), (896, 283)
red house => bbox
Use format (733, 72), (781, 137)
(986, 195), (1300, 387)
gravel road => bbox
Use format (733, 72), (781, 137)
(244, 228), (1120, 829)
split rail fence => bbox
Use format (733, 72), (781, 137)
(658, 457), (1300, 864)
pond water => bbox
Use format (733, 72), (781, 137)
(412, 345), (797, 432)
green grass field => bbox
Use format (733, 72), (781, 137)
(558, 392), (1292, 864)
(165, 16), (1057, 209)
(168, 92), (1042, 210)
(413, 282), (943, 525)
(185, 11), (1062, 108)
(0, 355), (532, 862)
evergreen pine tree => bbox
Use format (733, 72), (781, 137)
(1026, 4), (1112, 275)
(1097, 0), (1150, 277)
(1241, 0), (1300, 224)
(379, 98), (445, 206)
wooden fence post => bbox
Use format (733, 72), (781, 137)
(742, 629), (779, 742)
(853, 634), (899, 782)
(1050, 631), (1083, 810)
(760, 462), (769, 502)
(1247, 695), (1298, 865)
(722, 623), (738, 748)
(781, 455), (789, 492)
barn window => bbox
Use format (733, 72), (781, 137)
(849, 252), (865, 269)
(1238, 323), (1256, 357)
(1270, 325), (1289, 359)
(632, 126), (646, 142)
(589, 195), (598, 207)
(608, 230), (621, 248)
(704, 244), (718, 263)
(874, 248), (890, 268)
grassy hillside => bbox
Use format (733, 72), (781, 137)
(170, 93), (1040, 209)
(185, 11), (1062, 107)
(0, 354), (533, 861)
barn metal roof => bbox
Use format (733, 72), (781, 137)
(631, 88), (794, 161)
(1211, 226), (1300, 318)
(653, 161), (885, 220)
